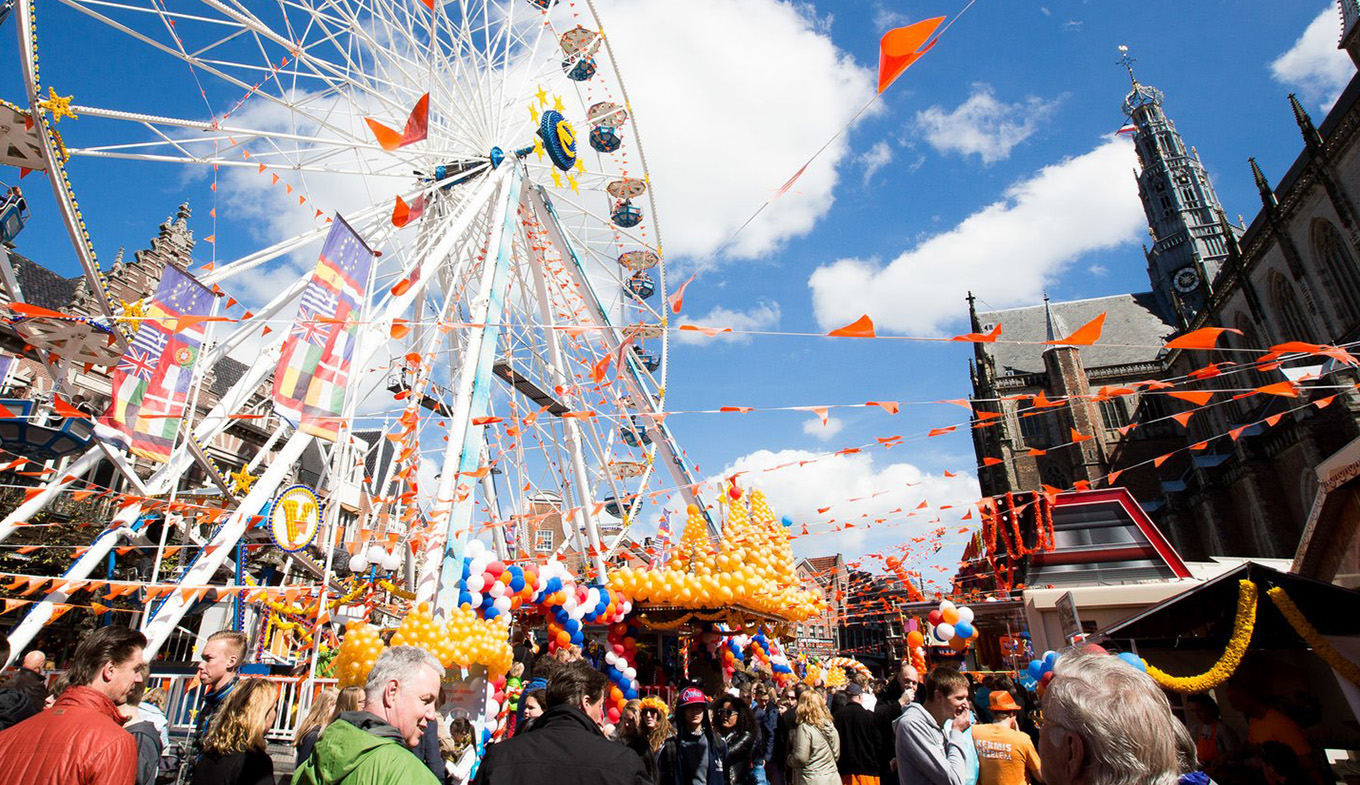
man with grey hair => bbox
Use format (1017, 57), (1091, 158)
(1038, 652), (1181, 785)
(293, 645), (443, 785)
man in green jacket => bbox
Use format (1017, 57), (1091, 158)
(294, 645), (443, 785)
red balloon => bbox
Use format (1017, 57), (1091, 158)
(607, 707), (622, 723)
(928, 610), (943, 626)
(486, 560), (506, 577)
(1041, 671), (1055, 684)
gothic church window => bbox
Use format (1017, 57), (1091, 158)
(1268, 272), (1318, 344)
(1018, 408), (1049, 448)
(1312, 220), (1360, 330)
(1099, 398), (1130, 432)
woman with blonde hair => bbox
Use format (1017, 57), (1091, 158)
(788, 689), (839, 785)
(332, 684), (366, 718)
(192, 677), (277, 785)
(294, 687), (339, 769)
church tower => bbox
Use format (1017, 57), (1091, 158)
(1121, 50), (1236, 324)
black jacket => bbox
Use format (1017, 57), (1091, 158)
(832, 703), (880, 777)
(772, 708), (795, 772)
(127, 718), (163, 785)
(658, 727), (727, 785)
(873, 691), (907, 782)
(475, 704), (649, 785)
(190, 747), (274, 785)
(416, 716), (444, 780)
(620, 731), (660, 784)
(753, 706), (778, 766)
(2, 668), (46, 712)
(720, 728), (754, 785)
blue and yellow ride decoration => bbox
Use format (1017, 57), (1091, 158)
(624, 271), (654, 301)
(559, 27), (599, 82)
(0, 397), (95, 460)
(587, 102), (627, 154)
(537, 109), (577, 172)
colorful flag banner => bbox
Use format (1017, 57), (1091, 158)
(273, 216), (376, 442)
(99, 265), (215, 462)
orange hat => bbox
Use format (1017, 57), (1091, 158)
(989, 691), (1022, 712)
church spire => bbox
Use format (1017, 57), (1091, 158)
(1042, 293), (1068, 343)
(1120, 47), (1235, 324)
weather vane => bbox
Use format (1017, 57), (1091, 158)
(1118, 45), (1138, 84)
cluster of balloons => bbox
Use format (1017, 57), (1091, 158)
(928, 600), (979, 651)
(457, 540), (539, 620)
(609, 490), (822, 622)
(1026, 646), (1146, 697)
(748, 633), (772, 674)
(827, 656), (872, 679)
(333, 605), (516, 689)
(602, 623), (642, 724)
(904, 629), (929, 673)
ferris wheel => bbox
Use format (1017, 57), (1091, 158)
(1, 0), (712, 661)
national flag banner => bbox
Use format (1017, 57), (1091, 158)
(273, 215), (376, 442)
(99, 265), (215, 462)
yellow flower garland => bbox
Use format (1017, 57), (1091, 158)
(1266, 586), (1360, 686)
(1146, 580), (1257, 694)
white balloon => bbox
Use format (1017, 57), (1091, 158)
(494, 595), (512, 613)
(956, 606), (975, 625)
(468, 591), (483, 607)
(488, 581), (507, 598)
(624, 667), (637, 681)
(466, 540), (486, 558)
(466, 575), (486, 593)
(486, 699), (500, 718)
(605, 652), (619, 665)
(936, 623), (956, 640)
(939, 600), (956, 613)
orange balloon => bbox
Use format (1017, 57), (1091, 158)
(942, 608), (960, 625)
(906, 631), (925, 648)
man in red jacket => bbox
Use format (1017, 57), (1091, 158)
(0, 626), (146, 785)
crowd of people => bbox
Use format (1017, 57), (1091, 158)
(0, 628), (1335, 785)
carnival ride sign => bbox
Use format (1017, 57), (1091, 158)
(268, 485), (321, 552)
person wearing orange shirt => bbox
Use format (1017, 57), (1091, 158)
(971, 691), (1042, 785)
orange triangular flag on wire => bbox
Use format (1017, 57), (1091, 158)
(867, 401), (899, 414)
(981, 457), (1004, 466)
(1045, 312), (1107, 346)
(53, 395), (90, 420)
(1315, 395), (1337, 409)
(1255, 381), (1298, 398)
(1168, 390), (1214, 406)
(669, 274), (697, 314)
(1265, 413), (1285, 427)
(827, 314), (876, 338)
(950, 323), (1001, 343)
(392, 194), (426, 228)
(878, 17), (945, 93)
(366, 94), (430, 151)
(1171, 411), (1195, 427)
(1153, 454), (1172, 467)
(927, 426), (957, 437)
(7, 302), (74, 320)
(1165, 326), (1242, 350)
(1070, 428), (1092, 443)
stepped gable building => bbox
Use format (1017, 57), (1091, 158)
(969, 2), (1360, 561)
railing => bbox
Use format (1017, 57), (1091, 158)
(148, 673), (338, 743)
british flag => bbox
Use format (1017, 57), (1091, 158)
(273, 216), (376, 442)
(99, 265), (215, 462)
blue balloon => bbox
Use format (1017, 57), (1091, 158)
(954, 622), (975, 640)
(1043, 651), (1058, 666)
(565, 618), (580, 633)
(781, 516), (794, 527)
(458, 591), (471, 607)
(484, 606), (500, 620)
(1027, 660), (1044, 680)
(1117, 652), (1147, 672)
(509, 576), (525, 593)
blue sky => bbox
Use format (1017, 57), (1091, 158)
(1, 1), (1353, 587)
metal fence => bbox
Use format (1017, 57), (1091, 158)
(146, 673), (338, 743)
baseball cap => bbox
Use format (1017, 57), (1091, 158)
(678, 687), (708, 708)
(989, 691), (1021, 712)
(845, 683), (864, 697)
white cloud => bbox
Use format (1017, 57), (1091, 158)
(1270, 6), (1354, 108)
(915, 84), (1060, 165)
(675, 300), (781, 345)
(858, 141), (894, 186)
(1089, 263), (1108, 276)
(808, 135), (1144, 334)
(801, 415), (845, 441)
(713, 449), (980, 563)
(606, 0), (875, 262)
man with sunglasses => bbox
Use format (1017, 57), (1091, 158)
(876, 662), (921, 783)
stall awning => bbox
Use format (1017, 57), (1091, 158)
(1099, 561), (1360, 650)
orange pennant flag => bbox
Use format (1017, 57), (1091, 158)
(8, 302), (75, 320)
(1165, 326), (1242, 350)
(1168, 390), (1214, 406)
(1265, 413), (1285, 427)
(1153, 454), (1172, 467)
(1171, 411), (1195, 427)
(1070, 428), (1092, 443)
(950, 323), (1002, 343)
(668, 273), (697, 314)
(1314, 395), (1337, 409)
(827, 314), (876, 338)
(981, 457), (1004, 466)
(678, 324), (732, 337)
(366, 93), (430, 151)
(867, 401), (900, 414)
(53, 395), (90, 420)
(1027, 448), (1046, 456)
(1255, 381), (1298, 398)
(927, 426), (958, 437)
(392, 194), (426, 228)
(877, 17), (945, 93)
(1045, 312), (1107, 346)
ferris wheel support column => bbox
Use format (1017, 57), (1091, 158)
(416, 167), (521, 614)
(527, 187), (716, 535)
(525, 228), (608, 580)
(0, 447), (103, 544)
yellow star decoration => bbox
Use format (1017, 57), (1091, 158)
(551, 171), (563, 188)
(38, 87), (76, 123)
(115, 299), (146, 331)
(528, 104), (540, 124)
(535, 85), (548, 107)
(552, 95), (565, 113)
(533, 138), (545, 161)
(574, 157), (586, 175)
(567, 175), (579, 194)
(228, 464), (259, 495)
